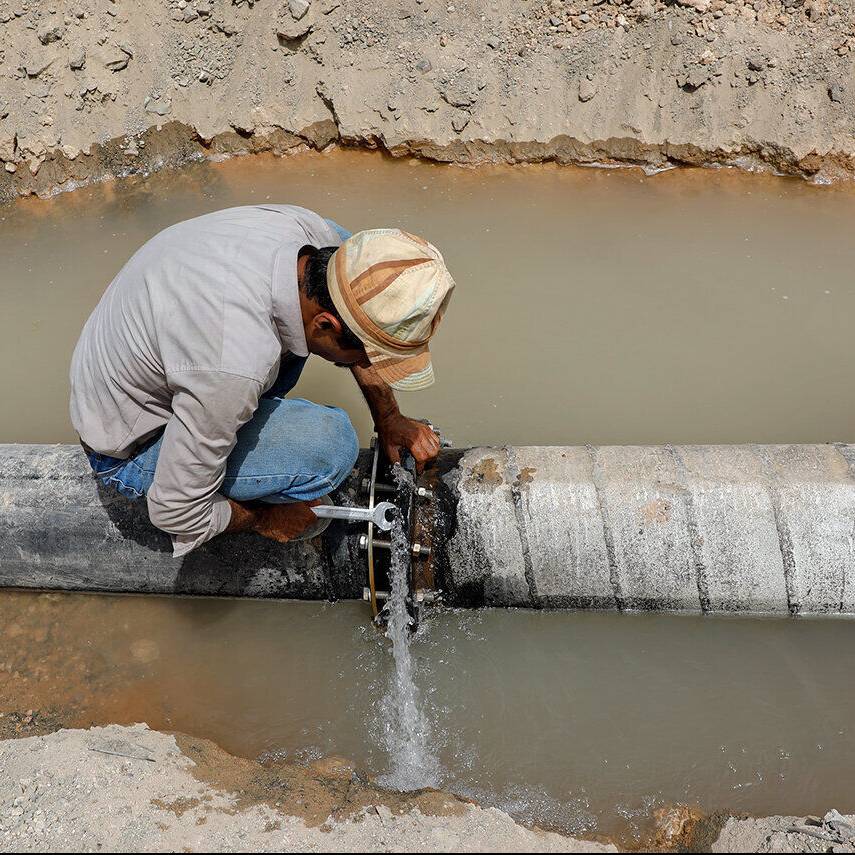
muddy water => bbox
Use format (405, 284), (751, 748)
(2, 589), (854, 841)
(2, 150), (855, 446)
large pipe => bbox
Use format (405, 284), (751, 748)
(1, 443), (854, 615)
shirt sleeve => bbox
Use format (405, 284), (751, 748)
(146, 370), (262, 558)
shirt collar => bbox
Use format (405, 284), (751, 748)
(271, 244), (309, 358)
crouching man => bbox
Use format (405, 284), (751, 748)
(70, 206), (454, 556)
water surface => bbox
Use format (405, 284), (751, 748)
(2, 150), (854, 446)
(2, 590), (853, 841)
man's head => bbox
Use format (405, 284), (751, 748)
(299, 246), (369, 368)
(320, 229), (456, 390)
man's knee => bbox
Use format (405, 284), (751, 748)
(313, 405), (359, 490)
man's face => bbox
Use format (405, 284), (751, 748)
(305, 312), (370, 369)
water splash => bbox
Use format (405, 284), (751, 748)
(376, 465), (441, 791)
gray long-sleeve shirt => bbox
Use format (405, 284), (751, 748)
(70, 205), (342, 557)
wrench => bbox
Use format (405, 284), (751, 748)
(311, 501), (397, 531)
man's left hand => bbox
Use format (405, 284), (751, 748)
(377, 413), (441, 474)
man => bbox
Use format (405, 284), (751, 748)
(70, 205), (454, 556)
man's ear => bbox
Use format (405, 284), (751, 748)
(315, 312), (343, 335)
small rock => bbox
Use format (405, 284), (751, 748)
(22, 57), (54, 78)
(486, 35), (501, 49)
(828, 82), (844, 102)
(69, 49), (86, 70)
(451, 111), (469, 132)
(277, 8), (313, 41)
(145, 98), (172, 116)
(677, 65), (710, 90)
(746, 53), (765, 71)
(675, 0), (710, 10)
(182, 7), (198, 21)
(578, 77), (596, 101)
(0, 134), (16, 162)
(37, 22), (65, 45)
(670, 31), (684, 46)
(289, 0), (310, 19)
(103, 45), (132, 72)
(416, 58), (432, 73)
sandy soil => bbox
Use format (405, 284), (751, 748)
(2, 0), (855, 202)
(0, 724), (852, 852)
(0, 724), (616, 853)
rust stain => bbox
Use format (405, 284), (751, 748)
(513, 467), (537, 490)
(466, 457), (503, 489)
(641, 498), (671, 524)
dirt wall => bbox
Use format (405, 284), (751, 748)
(2, 0), (855, 202)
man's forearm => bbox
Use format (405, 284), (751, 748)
(350, 364), (400, 427)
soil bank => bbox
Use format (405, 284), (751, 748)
(0, 724), (852, 852)
(2, 0), (855, 202)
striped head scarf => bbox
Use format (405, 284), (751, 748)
(327, 228), (455, 391)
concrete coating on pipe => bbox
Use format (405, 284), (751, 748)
(437, 444), (855, 615)
(2, 442), (854, 615)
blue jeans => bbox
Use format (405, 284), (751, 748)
(87, 353), (360, 505)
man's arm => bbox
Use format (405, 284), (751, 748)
(350, 363), (441, 473)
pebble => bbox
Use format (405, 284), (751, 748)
(289, 0), (311, 20)
(451, 111), (469, 132)
(37, 22), (65, 45)
(828, 82), (844, 102)
(579, 77), (597, 101)
(746, 52), (765, 71)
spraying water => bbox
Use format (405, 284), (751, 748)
(376, 464), (441, 791)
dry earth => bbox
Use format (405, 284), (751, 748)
(2, 0), (855, 202)
(0, 724), (617, 853)
(0, 724), (852, 852)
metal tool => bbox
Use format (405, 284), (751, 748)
(311, 500), (396, 531)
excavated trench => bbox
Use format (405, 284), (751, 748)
(2, 151), (855, 842)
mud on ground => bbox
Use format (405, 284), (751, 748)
(2, 0), (855, 202)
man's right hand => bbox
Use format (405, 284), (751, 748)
(226, 498), (322, 543)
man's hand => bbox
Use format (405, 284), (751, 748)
(227, 498), (322, 542)
(377, 413), (441, 474)
(350, 363), (441, 473)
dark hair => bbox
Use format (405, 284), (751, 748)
(301, 246), (364, 352)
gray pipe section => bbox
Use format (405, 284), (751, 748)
(434, 445), (855, 614)
(0, 444), (368, 600)
(1, 443), (854, 614)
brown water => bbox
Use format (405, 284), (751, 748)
(2, 150), (855, 446)
(2, 590), (854, 841)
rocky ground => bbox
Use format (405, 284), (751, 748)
(1, 0), (855, 202)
